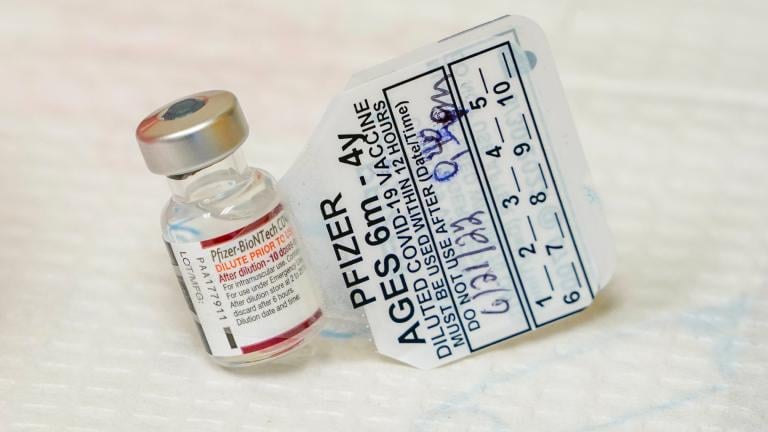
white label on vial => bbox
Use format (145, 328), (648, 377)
(281, 16), (616, 368)
(169, 204), (322, 358)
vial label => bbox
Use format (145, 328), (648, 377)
(279, 16), (615, 368)
(169, 203), (322, 358)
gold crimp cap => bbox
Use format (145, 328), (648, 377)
(135, 90), (249, 176)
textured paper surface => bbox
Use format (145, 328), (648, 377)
(1, 1), (766, 430)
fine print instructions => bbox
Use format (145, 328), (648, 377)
(169, 204), (321, 358)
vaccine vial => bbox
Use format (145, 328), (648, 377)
(135, 90), (323, 366)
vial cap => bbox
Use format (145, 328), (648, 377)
(135, 90), (249, 176)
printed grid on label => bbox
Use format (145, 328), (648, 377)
(384, 69), (530, 353)
(380, 41), (593, 355)
(446, 41), (594, 326)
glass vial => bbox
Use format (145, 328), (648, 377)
(135, 90), (323, 366)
